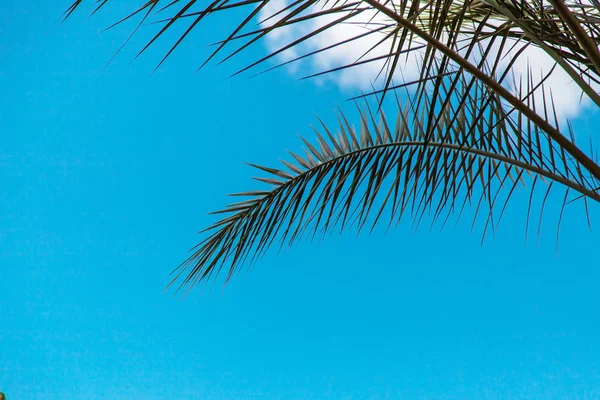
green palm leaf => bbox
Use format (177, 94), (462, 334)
(64, 0), (600, 175)
(169, 76), (600, 290)
(62, 1), (600, 87)
(63, 1), (600, 289)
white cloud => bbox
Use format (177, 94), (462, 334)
(504, 45), (589, 122)
(258, 0), (593, 122)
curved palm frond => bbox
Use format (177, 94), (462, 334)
(63, 1), (600, 289)
(65, 1), (600, 178)
(170, 76), (600, 291)
(62, 1), (600, 89)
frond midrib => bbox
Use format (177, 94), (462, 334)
(229, 139), (600, 227)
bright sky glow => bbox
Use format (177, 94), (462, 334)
(2, 2), (600, 399)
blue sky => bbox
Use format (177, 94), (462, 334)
(2, 2), (600, 399)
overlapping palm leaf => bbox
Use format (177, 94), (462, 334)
(168, 73), (600, 290)
(65, 1), (600, 172)
(63, 1), (600, 94)
(64, 0), (600, 288)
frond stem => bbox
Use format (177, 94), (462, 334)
(481, 1), (600, 107)
(361, 0), (600, 182)
(550, 0), (600, 73)
(248, 141), (600, 222)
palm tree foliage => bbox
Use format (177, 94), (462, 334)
(65, 0), (600, 290)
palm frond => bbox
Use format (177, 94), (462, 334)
(63, 1), (600, 82)
(62, 1), (600, 85)
(63, 1), (600, 289)
(65, 0), (600, 179)
(169, 75), (600, 291)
